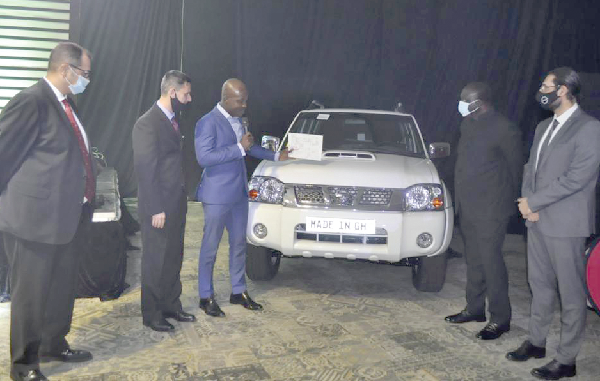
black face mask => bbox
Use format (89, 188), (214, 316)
(171, 95), (188, 115)
(535, 89), (560, 111)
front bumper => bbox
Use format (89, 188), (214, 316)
(246, 203), (453, 262)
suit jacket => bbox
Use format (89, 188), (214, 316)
(0, 79), (95, 245)
(194, 106), (275, 204)
(522, 108), (600, 237)
(454, 110), (523, 220)
(132, 103), (186, 218)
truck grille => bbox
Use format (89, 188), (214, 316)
(294, 185), (393, 207)
(295, 185), (325, 204)
(359, 189), (392, 205)
(295, 224), (387, 245)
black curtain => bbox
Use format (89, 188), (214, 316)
(74, 0), (183, 197)
(72, 0), (600, 198)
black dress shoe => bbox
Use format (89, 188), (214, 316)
(444, 309), (486, 324)
(531, 360), (576, 380)
(506, 340), (546, 362)
(476, 322), (510, 340)
(164, 310), (196, 322)
(230, 291), (263, 311)
(199, 297), (226, 317)
(143, 317), (175, 332)
(39, 348), (93, 363)
(10, 369), (47, 381)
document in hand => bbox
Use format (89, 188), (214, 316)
(287, 133), (323, 161)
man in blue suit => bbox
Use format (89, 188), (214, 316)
(195, 78), (290, 317)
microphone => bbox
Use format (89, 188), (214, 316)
(241, 117), (249, 134)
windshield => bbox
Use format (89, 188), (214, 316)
(286, 112), (426, 157)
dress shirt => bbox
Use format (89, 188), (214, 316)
(44, 77), (91, 202)
(216, 103), (280, 160)
(535, 103), (579, 171)
(217, 103), (247, 156)
(156, 100), (176, 125)
(44, 77), (89, 150)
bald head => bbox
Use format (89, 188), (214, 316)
(459, 82), (492, 117)
(220, 78), (248, 117)
(461, 82), (492, 104)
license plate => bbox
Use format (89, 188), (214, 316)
(306, 217), (376, 234)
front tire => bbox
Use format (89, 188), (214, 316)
(246, 243), (281, 281)
(411, 252), (447, 292)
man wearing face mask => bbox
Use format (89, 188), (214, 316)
(0, 42), (95, 381)
(194, 78), (292, 317)
(506, 68), (600, 380)
(445, 82), (523, 341)
(132, 70), (196, 332)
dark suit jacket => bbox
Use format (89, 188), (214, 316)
(194, 106), (275, 204)
(522, 108), (600, 237)
(454, 110), (523, 220)
(0, 79), (95, 245)
(132, 103), (186, 218)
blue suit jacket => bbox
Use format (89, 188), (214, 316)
(194, 106), (275, 204)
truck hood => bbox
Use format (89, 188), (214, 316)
(254, 152), (439, 188)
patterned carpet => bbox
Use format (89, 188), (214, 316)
(1, 200), (599, 380)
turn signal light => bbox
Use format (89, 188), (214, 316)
(431, 197), (444, 209)
(249, 189), (259, 199)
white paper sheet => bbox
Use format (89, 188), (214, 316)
(287, 133), (323, 161)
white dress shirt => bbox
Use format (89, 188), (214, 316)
(535, 103), (579, 171)
(44, 77), (90, 150)
(217, 103), (247, 156)
(216, 103), (280, 160)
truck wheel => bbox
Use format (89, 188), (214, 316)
(411, 252), (447, 292)
(246, 243), (281, 281)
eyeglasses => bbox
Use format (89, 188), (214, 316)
(539, 83), (557, 91)
(69, 64), (91, 79)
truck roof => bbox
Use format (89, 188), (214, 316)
(299, 108), (414, 118)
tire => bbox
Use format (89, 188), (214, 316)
(246, 243), (281, 281)
(411, 252), (448, 292)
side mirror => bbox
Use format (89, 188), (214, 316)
(428, 142), (450, 159)
(261, 135), (281, 152)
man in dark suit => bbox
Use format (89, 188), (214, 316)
(445, 82), (523, 341)
(132, 70), (196, 332)
(507, 68), (600, 380)
(194, 78), (290, 317)
(0, 42), (95, 381)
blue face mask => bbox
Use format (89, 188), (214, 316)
(458, 100), (479, 117)
(66, 67), (90, 95)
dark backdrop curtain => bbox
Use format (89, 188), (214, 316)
(71, 0), (600, 198)
(74, 0), (183, 197)
(181, 0), (600, 199)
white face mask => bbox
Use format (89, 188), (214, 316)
(458, 100), (479, 117)
(65, 66), (90, 95)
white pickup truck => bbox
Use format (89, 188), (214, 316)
(245, 108), (453, 292)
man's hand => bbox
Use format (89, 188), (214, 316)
(241, 132), (254, 151)
(526, 212), (540, 222)
(152, 212), (166, 229)
(279, 148), (294, 161)
(517, 197), (532, 217)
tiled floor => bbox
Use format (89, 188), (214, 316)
(0, 201), (599, 380)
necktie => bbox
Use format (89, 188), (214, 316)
(62, 99), (95, 202)
(536, 119), (559, 172)
(171, 117), (179, 132)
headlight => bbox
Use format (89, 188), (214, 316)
(404, 184), (444, 211)
(248, 176), (286, 204)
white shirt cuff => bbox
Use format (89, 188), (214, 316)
(274, 152), (281, 161)
(237, 142), (246, 156)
